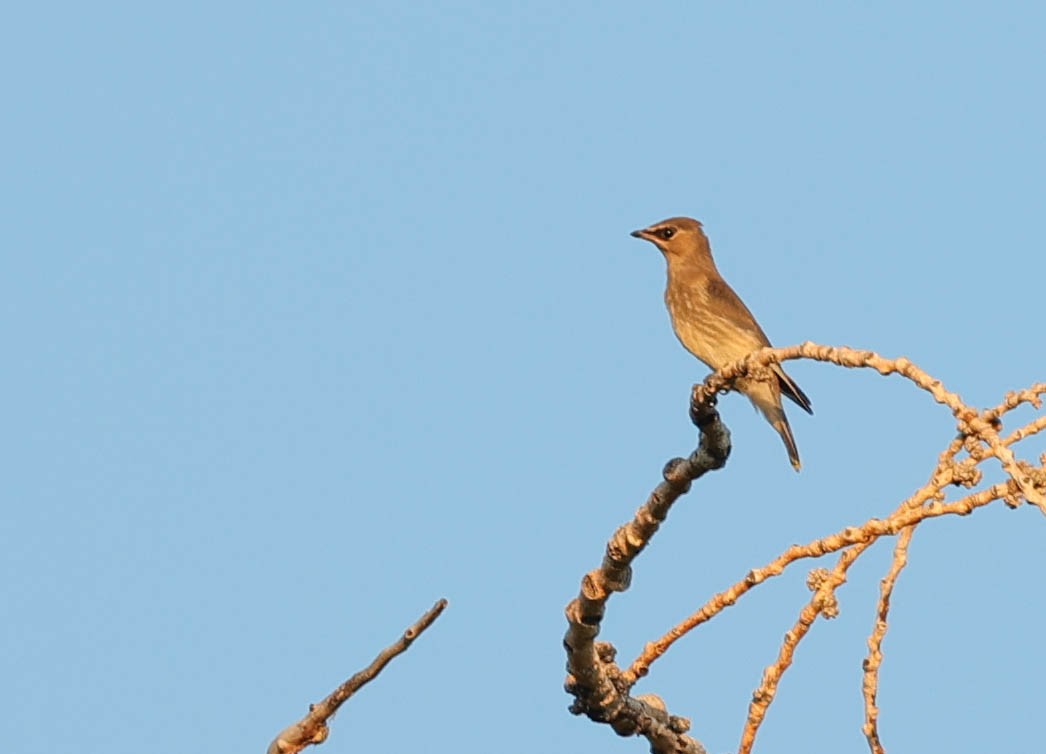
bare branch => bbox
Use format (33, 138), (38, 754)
(267, 598), (448, 754)
(563, 394), (729, 754)
(862, 526), (913, 754)
(568, 343), (1044, 753)
(694, 344), (1046, 511)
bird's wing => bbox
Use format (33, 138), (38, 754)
(774, 364), (813, 415)
(710, 278), (814, 415)
(705, 277), (774, 347)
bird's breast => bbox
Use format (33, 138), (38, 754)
(665, 283), (762, 369)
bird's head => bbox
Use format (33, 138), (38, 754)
(630, 217), (711, 263)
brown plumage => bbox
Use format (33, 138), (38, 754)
(631, 216), (812, 470)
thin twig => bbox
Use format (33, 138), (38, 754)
(267, 598), (448, 754)
(737, 545), (863, 754)
(734, 436), (971, 752)
(862, 526), (913, 754)
(695, 344), (1046, 511)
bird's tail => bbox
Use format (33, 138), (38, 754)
(744, 379), (803, 472)
(772, 415), (802, 472)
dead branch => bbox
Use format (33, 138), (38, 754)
(566, 342), (1045, 754)
(861, 525), (912, 754)
(267, 598), (448, 754)
(562, 395), (730, 754)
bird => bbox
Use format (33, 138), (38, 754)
(631, 216), (812, 470)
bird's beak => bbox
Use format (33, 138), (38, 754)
(630, 229), (650, 240)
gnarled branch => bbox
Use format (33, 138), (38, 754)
(563, 395), (729, 753)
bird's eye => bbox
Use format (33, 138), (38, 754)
(658, 228), (676, 240)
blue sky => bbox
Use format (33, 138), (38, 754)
(4, 3), (1044, 753)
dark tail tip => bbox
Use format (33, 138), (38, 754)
(775, 418), (803, 472)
